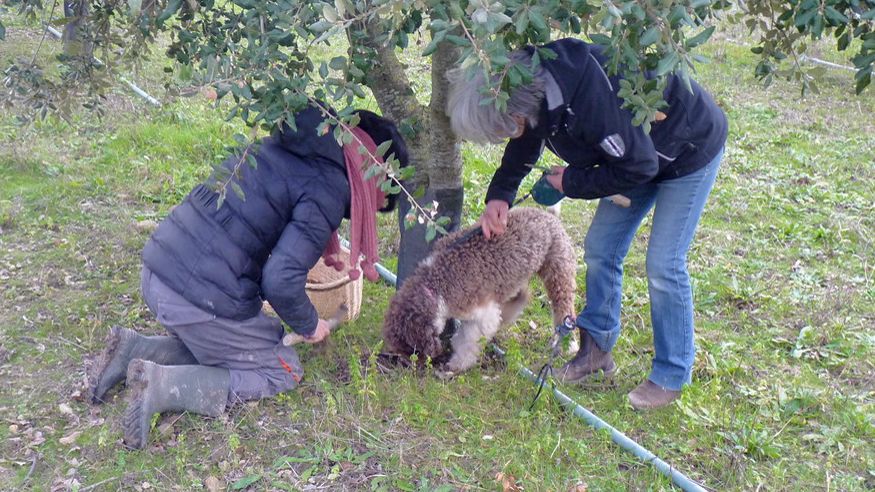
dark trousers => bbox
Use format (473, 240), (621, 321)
(140, 266), (303, 401)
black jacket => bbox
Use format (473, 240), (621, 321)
(142, 106), (405, 336)
(486, 38), (728, 204)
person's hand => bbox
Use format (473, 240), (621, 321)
(304, 319), (332, 344)
(479, 200), (509, 239)
(545, 166), (565, 193)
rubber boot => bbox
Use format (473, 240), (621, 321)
(89, 326), (198, 404)
(556, 328), (616, 383)
(123, 360), (230, 450)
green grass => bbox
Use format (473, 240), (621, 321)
(1, 18), (874, 492)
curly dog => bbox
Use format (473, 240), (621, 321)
(382, 207), (577, 374)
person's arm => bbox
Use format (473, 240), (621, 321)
(484, 130), (545, 205)
(480, 131), (544, 238)
(261, 199), (335, 338)
(561, 59), (659, 199)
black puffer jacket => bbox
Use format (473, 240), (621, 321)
(142, 106), (406, 336)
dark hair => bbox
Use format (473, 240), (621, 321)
(354, 110), (410, 213)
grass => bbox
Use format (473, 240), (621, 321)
(1, 15), (874, 492)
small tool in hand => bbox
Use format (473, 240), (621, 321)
(282, 304), (349, 346)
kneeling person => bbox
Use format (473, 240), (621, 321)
(88, 106), (408, 448)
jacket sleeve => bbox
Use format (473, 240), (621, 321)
(261, 199), (335, 337)
(485, 131), (544, 205)
(561, 58), (659, 199)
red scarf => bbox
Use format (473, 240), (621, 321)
(322, 127), (386, 282)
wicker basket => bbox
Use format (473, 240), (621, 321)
(262, 247), (362, 323)
(304, 254), (362, 322)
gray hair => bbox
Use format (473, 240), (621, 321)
(446, 50), (546, 144)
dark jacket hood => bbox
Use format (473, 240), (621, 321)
(272, 105), (346, 169)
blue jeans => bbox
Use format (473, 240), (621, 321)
(576, 148), (723, 390)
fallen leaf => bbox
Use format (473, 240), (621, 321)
(58, 403), (74, 416)
(135, 220), (159, 233)
(203, 87), (218, 101)
(9, 424), (18, 434)
(158, 421), (175, 436)
(495, 472), (521, 492)
(59, 431), (81, 445)
(28, 430), (46, 447)
(569, 482), (588, 492)
(204, 476), (223, 492)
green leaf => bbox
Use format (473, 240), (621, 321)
(514, 12), (529, 35)
(589, 33), (611, 45)
(795, 8), (817, 29)
(528, 9), (547, 32)
(655, 51), (679, 76)
(421, 30), (446, 57)
(640, 27), (660, 47)
(231, 474), (262, 490)
(329, 56), (346, 70)
(323, 5), (338, 23)
(569, 15), (581, 34)
(425, 224), (437, 243)
(156, 0), (182, 26)
(686, 26), (715, 49)
(230, 181), (245, 200)
(0, 20), (5, 41)
(854, 70), (871, 94)
(823, 6), (848, 24)
(375, 139), (392, 158)
(309, 20), (333, 33)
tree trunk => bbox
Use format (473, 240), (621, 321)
(62, 1), (91, 57)
(362, 32), (463, 287)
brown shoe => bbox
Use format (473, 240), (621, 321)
(556, 329), (615, 383)
(628, 380), (680, 410)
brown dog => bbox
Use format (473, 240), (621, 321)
(382, 207), (577, 375)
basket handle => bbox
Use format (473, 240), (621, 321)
(306, 274), (354, 291)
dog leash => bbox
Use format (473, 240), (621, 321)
(527, 315), (576, 411)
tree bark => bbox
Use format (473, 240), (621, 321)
(62, 1), (92, 57)
(361, 28), (463, 287)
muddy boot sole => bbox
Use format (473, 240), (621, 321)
(89, 326), (126, 404)
(122, 359), (153, 450)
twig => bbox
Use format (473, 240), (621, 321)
(22, 454), (37, 485)
(79, 476), (119, 492)
(30, 0), (58, 67)
(56, 335), (87, 351)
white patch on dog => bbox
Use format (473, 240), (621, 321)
(419, 255), (435, 268)
(433, 296), (448, 335)
(446, 301), (502, 373)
